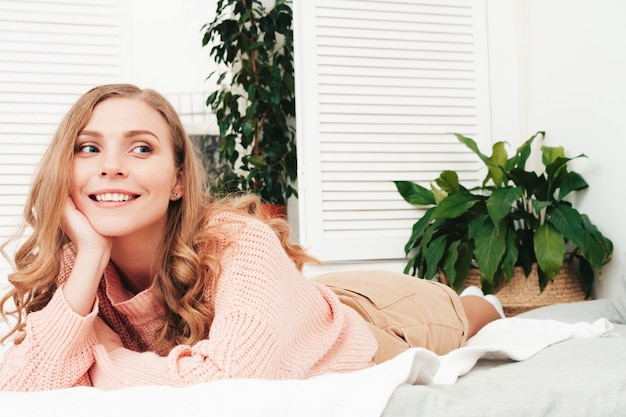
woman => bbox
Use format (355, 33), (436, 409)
(0, 84), (501, 391)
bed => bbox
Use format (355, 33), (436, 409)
(1, 280), (624, 417)
(383, 297), (626, 417)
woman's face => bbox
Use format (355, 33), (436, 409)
(69, 97), (182, 239)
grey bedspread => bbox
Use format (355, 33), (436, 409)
(382, 299), (626, 417)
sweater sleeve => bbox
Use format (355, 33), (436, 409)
(0, 286), (99, 391)
(90, 215), (370, 390)
(91, 309), (283, 389)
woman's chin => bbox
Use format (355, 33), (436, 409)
(89, 224), (124, 238)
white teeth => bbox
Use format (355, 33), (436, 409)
(95, 193), (132, 202)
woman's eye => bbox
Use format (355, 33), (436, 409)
(132, 145), (152, 155)
(77, 144), (99, 153)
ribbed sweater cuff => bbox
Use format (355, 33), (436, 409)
(92, 345), (170, 390)
(27, 286), (99, 357)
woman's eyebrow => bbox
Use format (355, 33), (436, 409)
(77, 130), (101, 137)
(125, 130), (160, 141)
(77, 129), (160, 141)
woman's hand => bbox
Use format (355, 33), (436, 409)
(62, 197), (112, 255)
(94, 317), (124, 352)
(61, 197), (112, 316)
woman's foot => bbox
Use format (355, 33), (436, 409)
(459, 286), (505, 338)
(460, 286), (505, 318)
(484, 294), (505, 319)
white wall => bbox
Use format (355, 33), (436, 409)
(487, 0), (626, 300)
(120, 0), (215, 96)
(120, 0), (219, 135)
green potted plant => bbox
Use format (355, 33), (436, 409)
(394, 131), (613, 298)
(202, 0), (297, 210)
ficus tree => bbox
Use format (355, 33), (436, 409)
(202, 0), (297, 205)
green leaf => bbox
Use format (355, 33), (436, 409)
(435, 170), (460, 194)
(486, 141), (508, 186)
(423, 235), (448, 280)
(500, 227), (519, 281)
(473, 219), (506, 285)
(247, 84), (257, 100)
(486, 186), (523, 225)
(582, 237), (605, 273)
(577, 257), (594, 297)
(512, 132), (542, 170)
(441, 240), (460, 288)
(537, 267), (550, 292)
(242, 120), (254, 137)
(455, 133), (490, 164)
(490, 141), (508, 167)
(577, 214), (613, 270)
(419, 217), (440, 255)
(432, 186), (448, 204)
(403, 255), (417, 276)
(548, 204), (586, 249)
(581, 214), (613, 265)
(509, 168), (539, 194)
(515, 228), (535, 275)
(453, 241), (474, 290)
(533, 224), (566, 280)
(544, 153), (586, 191)
(557, 171), (588, 200)
(248, 155), (267, 167)
(206, 91), (218, 106)
(394, 181), (435, 206)
(404, 207), (435, 254)
(431, 192), (481, 219)
(541, 145), (566, 167)
(249, 41), (266, 50)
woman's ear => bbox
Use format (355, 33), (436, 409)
(170, 169), (184, 201)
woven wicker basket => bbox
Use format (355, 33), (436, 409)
(463, 262), (587, 317)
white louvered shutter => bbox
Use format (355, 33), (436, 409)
(294, 0), (491, 262)
(0, 0), (121, 252)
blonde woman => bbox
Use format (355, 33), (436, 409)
(0, 84), (501, 391)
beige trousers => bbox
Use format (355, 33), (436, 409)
(314, 270), (469, 364)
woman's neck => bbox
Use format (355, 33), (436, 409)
(110, 233), (163, 294)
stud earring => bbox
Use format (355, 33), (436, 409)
(171, 191), (179, 199)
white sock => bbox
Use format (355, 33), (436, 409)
(459, 285), (484, 297)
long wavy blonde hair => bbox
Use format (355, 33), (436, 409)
(0, 84), (316, 354)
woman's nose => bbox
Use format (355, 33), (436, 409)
(99, 153), (128, 177)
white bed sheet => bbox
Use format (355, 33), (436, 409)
(0, 311), (617, 417)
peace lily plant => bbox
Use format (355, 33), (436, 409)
(394, 131), (613, 295)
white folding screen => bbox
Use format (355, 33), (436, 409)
(0, 0), (122, 271)
(294, 0), (491, 263)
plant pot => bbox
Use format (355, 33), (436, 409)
(261, 204), (287, 219)
(463, 262), (587, 317)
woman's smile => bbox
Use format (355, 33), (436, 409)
(90, 192), (138, 203)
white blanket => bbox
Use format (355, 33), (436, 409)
(0, 317), (615, 417)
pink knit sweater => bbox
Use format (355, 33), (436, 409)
(0, 213), (377, 391)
